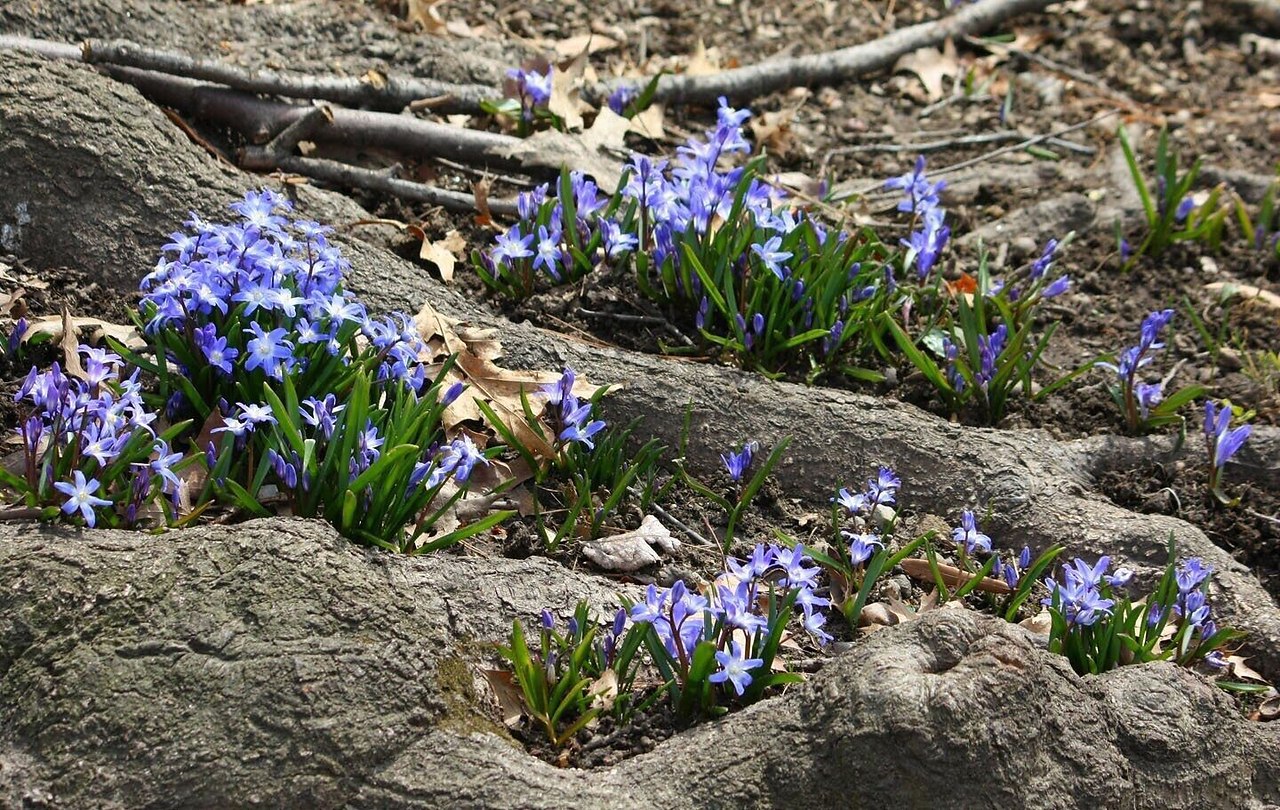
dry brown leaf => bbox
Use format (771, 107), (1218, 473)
(0, 287), (25, 318)
(684, 40), (722, 77)
(1225, 654), (1269, 684)
(24, 312), (144, 349)
(898, 558), (1014, 594)
(419, 229), (467, 282)
(490, 107), (630, 191)
(407, 0), (449, 33)
(472, 178), (495, 229)
(588, 668), (619, 712)
(894, 40), (961, 102)
(750, 108), (796, 157)
(1019, 610), (1053, 635)
(1204, 281), (1280, 311)
(858, 602), (900, 627)
(58, 308), (87, 381)
(626, 102), (666, 140)
(548, 53), (587, 132)
(553, 33), (619, 60)
(413, 300), (606, 461)
(482, 669), (525, 728)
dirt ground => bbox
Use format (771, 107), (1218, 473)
(2, 0), (1279, 766)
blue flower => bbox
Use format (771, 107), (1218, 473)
(709, 639), (763, 697)
(843, 531), (883, 567)
(721, 441), (757, 482)
(1042, 274), (1071, 298)
(243, 322), (293, 378)
(750, 235), (793, 280)
(53, 470), (113, 528)
(533, 225), (563, 280)
(607, 85), (638, 115)
(951, 509), (992, 554)
(1204, 400), (1252, 469)
(491, 225), (535, 266)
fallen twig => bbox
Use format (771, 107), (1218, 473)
(1, 35), (499, 114)
(594, 0), (1059, 106)
(827, 129), (1095, 156)
(238, 151), (518, 217)
(0, 38), (526, 170)
(835, 109), (1119, 200)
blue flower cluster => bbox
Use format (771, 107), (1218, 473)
(1160, 558), (1226, 668)
(991, 544), (1034, 591)
(1042, 555), (1134, 627)
(142, 189), (432, 399)
(835, 466), (900, 516)
(1097, 308), (1175, 421)
(885, 155), (951, 280)
(951, 509), (993, 555)
(630, 544), (831, 695)
(539, 367), (606, 449)
(14, 348), (174, 528)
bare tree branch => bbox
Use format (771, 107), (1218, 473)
(71, 37), (497, 114)
(593, 0), (1059, 106)
(238, 150), (518, 216)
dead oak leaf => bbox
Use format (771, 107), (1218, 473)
(413, 300), (607, 460)
(894, 41), (961, 102)
(489, 106), (629, 191)
(418, 229), (467, 282)
(24, 312), (144, 350)
(407, 0), (449, 34)
(552, 33), (620, 60)
(548, 53), (589, 132)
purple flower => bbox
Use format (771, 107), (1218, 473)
(533, 225), (563, 280)
(721, 441), (757, 482)
(601, 220), (638, 258)
(442, 381), (466, 406)
(1204, 400), (1252, 470)
(236, 402), (276, 427)
(607, 85), (638, 115)
(709, 639), (763, 697)
(802, 609), (833, 646)
(1175, 196), (1195, 223)
(1134, 381), (1163, 420)
(1042, 274), (1071, 298)
(7, 317), (27, 355)
(300, 394), (344, 440)
(1030, 238), (1059, 280)
(884, 155), (946, 214)
(491, 225), (535, 267)
(558, 401), (606, 449)
(1105, 567), (1134, 588)
(844, 531), (883, 567)
(951, 509), (992, 554)
(53, 470), (113, 528)
(426, 434), (489, 487)
(243, 322), (293, 378)
(1175, 558), (1213, 594)
(750, 235), (793, 280)
(194, 324), (238, 375)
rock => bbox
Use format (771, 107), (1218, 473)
(2, 519), (1279, 810)
(1, 45), (1277, 677)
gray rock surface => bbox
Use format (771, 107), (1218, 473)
(2, 520), (1278, 810)
(1, 38), (1279, 810)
